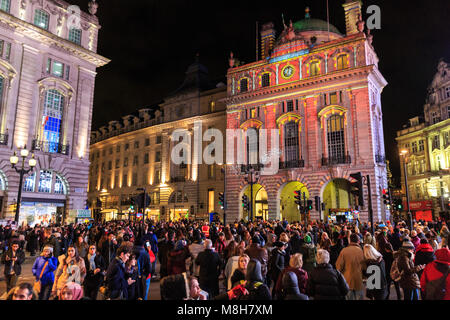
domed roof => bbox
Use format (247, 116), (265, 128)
(293, 7), (342, 35)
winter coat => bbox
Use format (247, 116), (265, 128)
(53, 256), (86, 292)
(420, 261), (450, 300)
(395, 248), (421, 290)
(244, 244), (269, 278)
(83, 253), (107, 287)
(32, 256), (58, 286)
(275, 266), (308, 296)
(289, 234), (303, 254)
(329, 242), (344, 268)
(133, 246), (151, 278)
(106, 257), (128, 300)
(307, 263), (349, 300)
(230, 268), (246, 288)
(299, 244), (317, 274)
(195, 249), (221, 290)
(26, 232), (39, 253)
(188, 242), (204, 277)
(268, 249), (286, 282)
(363, 257), (387, 300)
(414, 243), (436, 279)
(167, 247), (190, 275)
(224, 256), (240, 290)
(1, 248), (25, 276)
(336, 243), (365, 291)
(389, 232), (402, 251)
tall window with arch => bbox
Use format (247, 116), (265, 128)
(246, 128), (259, 165)
(327, 115), (346, 161)
(38, 170), (52, 193)
(284, 122), (300, 164)
(23, 172), (36, 192)
(336, 54), (349, 70)
(42, 89), (64, 153)
(310, 61), (320, 76)
(261, 73), (270, 87)
(240, 78), (248, 93)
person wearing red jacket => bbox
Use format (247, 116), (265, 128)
(414, 238), (436, 279)
(420, 248), (450, 300)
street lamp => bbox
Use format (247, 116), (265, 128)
(10, 146), (36, 223)
(399, 149), (413, 230)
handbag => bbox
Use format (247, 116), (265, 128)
(33, 260), (49, 294)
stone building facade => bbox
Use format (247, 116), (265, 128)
(396, 60), (450, 220)
(0, 0), (109, 225)
(89, 60), (227, 222)
(225, 2), (389, 223)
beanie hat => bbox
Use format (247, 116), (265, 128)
(402, 240), (415, 250)
(304, 235), (312, 244)
(435, 248), (450, 265)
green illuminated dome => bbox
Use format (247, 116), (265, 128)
(293, 7), (342, 36)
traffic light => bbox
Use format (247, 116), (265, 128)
(314, 196), (321, 211)
(219, 192), (225, 210)
(242, 195), (250, 211)
(396, 198), (403, 211)
(136, 193), (151, 209)
(307, 200), (313, 211)
(294, 190), (302, 205)
(350, 172), (364, 207)
(382, 188), (391, 206)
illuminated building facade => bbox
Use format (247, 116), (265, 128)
(0, 0), (109, 224)
(88, 60), (227, 222)
(225, 2), (389, 223)
(396, 60), (450, 220)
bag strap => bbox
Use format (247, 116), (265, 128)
(39, 261), (49, 280)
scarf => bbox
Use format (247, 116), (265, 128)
(59, 282), (84, 300)
(87, 253), (96, 271)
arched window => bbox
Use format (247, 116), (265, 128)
(34, 9), (50, 30)
(336, 55), (349, 70)
(54, 174), (67, 195)
(261, 73), (270, 87)
(0, 0), (10, 13)
(0, 173), (6, 190)
(310, 61), (320, 76)
(23, 172), (36, 192)
(284, 122), (299, 163)
(327, 115), (346, 162)
(42, 89), (64, 153)
(38, 170), (52, 193)
(240, 78), (248, 92)
(169, 191), (188, 203)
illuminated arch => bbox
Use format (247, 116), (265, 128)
(318, 105), (348, 129)
(240, 118), (263, 131)
(276, 113), (302, 126)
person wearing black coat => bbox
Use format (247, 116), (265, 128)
(26, 229), (39, 256)
(363, 245), (388, 300)
(267, 242), (287, 298)
(289, 231), (303, 255)
(1, 240), (26, 293)
(414, 238), (436, 280)
(281, 271), (309, 300)
(307, 249), (349, 300)
(195, 239), (221, 298)
(158, 231), (175, 279)
(83, 244), (107, 300)
(329, 234), (344, 269)
(105, 245), (132, 300)
(389, 228), (402, 251)
(101, 233), (119, 268)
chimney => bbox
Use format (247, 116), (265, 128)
(260, 22), (276, 59)
(342, 0), (362, 36)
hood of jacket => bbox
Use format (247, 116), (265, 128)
(415, 243), (434, 253)
(282, 271), (301, 295)
(246, 259), (264, 283)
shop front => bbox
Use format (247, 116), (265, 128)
(327, 208), (359, 224)
(410, 201), (433, 222)
(19, 198), (66, 226)
(145, 208), (160, 222)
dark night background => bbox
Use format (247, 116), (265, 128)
(70, 0), (450, 181)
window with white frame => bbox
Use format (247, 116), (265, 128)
(23, 172), (36, 192)
(38, 170), (52, 193)
(46, 58), (70, 80)
(432, 135), (440, 150)
(327, 115), (346, 160)
(42, 89), (64, 153)
(34, 9), (50, 30)
(0, 39), (11, 61)
(0, 0), (10, 13)
(284, 121), (299, 163)
(418, 140), (424, 151)
(431, 111), (440, 124)
(446, 87), (450, 99)
(68, 28), (82, 45)
(54, 174), (66, 194)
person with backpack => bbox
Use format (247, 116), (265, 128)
(298, 235), (317, 275)
(420, 248), (450, 300)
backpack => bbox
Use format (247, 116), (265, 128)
(424, 268), (449, 300)
(390, 257), (403, 282)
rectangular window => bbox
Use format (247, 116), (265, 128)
(116, 145), (121, 153)
(34, 9), (50, 30)
(115, 159), (120, 169)
(68, 28), (82, 45)
(295, 99), (299, 110)
(145, 138), (150, 146)
(330, 92), (338, 105)
(124, 157), (128, 167)
(418, 140), (424, 151)
(154, 170), (160, 184)
(125, 143), (129, 150)
(286, 100), (294, 112)
(156, 136), (162, 144)
(123, 173), (128, 186)
(144, 153), (149, 164)
(109, 148), (113, 155)
(412, 142), (418, 153)
(155, 151), (161, 162)
(0, 0), (10, 13)
(65, 65), (70, 80)
(133, 155), (138, 166)
(52, 61), (64, 78)
(432, 135), (440, 150)
(108, 161), (112, 170)
(134, 141), (139, 149)
(208, 189), (215, 213)
(240, 79), (248, 92)
(262, 73), (270, 87)
(446, 87), (450, 99)
(447, 106), (450, 118)
(132, 173), (137, 186)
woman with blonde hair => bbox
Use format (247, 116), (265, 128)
(229, 254), (250, 289)
(363, 244), (387, 300)
(274, 252), (308, 299)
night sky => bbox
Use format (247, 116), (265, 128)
(71, 0), (450, 180)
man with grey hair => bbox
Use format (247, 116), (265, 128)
(195, 238), (221, 297)
(306, 249), (349, 300)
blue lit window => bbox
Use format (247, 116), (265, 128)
(34, 9), (50, 30)
(38, 170), (52, 193)
(42, 90), (64, 153)
(0, 0), (10, 13)
(23, 172), (36, 192)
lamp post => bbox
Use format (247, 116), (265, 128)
(10, 146), (37, 223)
(400, 149), (413, 231)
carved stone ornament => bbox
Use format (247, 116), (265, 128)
(88, 0), (98, 16)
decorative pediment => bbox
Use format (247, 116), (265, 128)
(240, 119), (263, 130)
(276, 112), (302, 126)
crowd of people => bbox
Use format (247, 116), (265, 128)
(0, 216), (449, 301)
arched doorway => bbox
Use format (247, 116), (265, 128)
(241, 184), (268, 221)
(322, 178), (356, 223)
(278, 181), (309, 222)
(168, 190), (189, 221)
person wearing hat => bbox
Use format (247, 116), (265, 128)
(267, 241), (287, 298)
(394, 240), (426, 300)
(299, 234), (317, 275)
(31, 245), (58, 300)
(420, 247), (450, 300)
(244, 235), (269, 282)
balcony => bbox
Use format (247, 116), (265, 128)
(240, 164), (264, 173)
(280, 159), (305, 169)
(170, 176), (186, 183)
(0, 133), (8, 145)
(321, 154), (351, 166)
(375, 154), (386, 164)
(32, 140), (70, 155)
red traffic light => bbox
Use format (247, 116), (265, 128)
(382, 189), (387, 195)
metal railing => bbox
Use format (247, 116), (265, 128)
(170, 176), (186, 183)
(321, 154), (351, 166)
(280, 159), (305, 169)
(32, 139), (69, 155)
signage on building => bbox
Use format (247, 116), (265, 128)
(415, 210), (433, 222)
(69, 209), (92, 218)
(409, 201), (433, 211)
